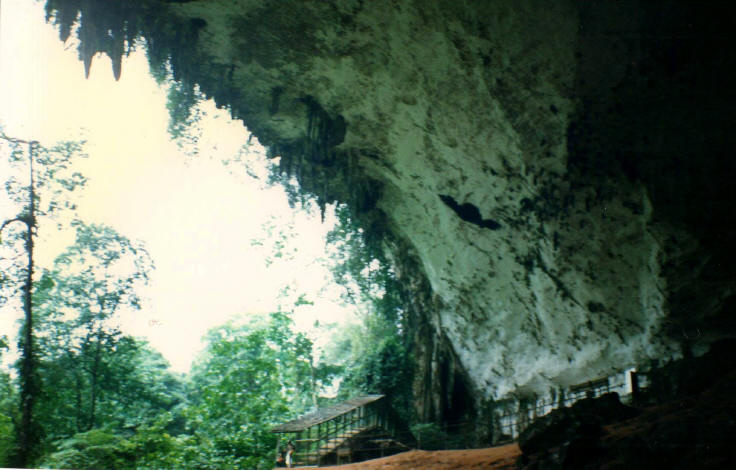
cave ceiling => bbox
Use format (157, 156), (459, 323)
(44, 0), (736, 408)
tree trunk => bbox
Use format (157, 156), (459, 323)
(75, 368), (83, 433)
(15, 141), (38, 467)
(86, 329), (103, 431)
(309, 355), (318, 408)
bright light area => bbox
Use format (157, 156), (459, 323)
(0, 0), (354, 372)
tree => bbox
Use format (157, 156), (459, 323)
(36, 342), (187, 470)
(325, 205), (404, 327)
(184, 312), (320, 469)
(1, 136), (39, 466)
(0, 134), (86, 466)
(33, 221), (154, 440)
(324, 204), (414, 422)
(0, 336), (17, 466)
(30, 222), (184, 467)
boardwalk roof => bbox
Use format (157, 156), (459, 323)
(271, 395), (384, 433)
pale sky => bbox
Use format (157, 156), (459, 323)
(0, 0), (355, 372)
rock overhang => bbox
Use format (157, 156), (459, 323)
(43, 0), (736, 409)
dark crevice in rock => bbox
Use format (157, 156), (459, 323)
(519, 340), (736, 470)
(269, 86), (283, 115)
(535, 253), (583, 310)
(567, 0), (736, 340)
(303, 96), (346, 150)
(438, 194), (501, 230)
(268, 94), (370, 221)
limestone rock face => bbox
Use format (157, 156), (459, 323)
(46, 0), (736, 415)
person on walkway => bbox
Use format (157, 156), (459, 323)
(275, 447), (286, 467)
(285, 440), (296, 468)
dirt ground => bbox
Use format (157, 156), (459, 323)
(329, 444), (520, 470)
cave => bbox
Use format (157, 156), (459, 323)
(42, 0), (736, 464)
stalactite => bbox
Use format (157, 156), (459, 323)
(110, 26), (124, 81)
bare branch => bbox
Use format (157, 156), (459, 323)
(0, 134), (38, 145)
(1, 217), (29, 232)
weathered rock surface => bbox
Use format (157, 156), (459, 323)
(518, 340), (736, 470)
(518, 393), (638, 455)
(45, 0), (736, 422)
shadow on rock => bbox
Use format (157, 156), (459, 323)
(518, 340), (736, 469)
(517, 392), (639, 470)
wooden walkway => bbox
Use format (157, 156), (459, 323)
(272, 395), (412, 467)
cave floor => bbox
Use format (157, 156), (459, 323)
(331, 365), (736, 469)
(329, 444), (520, 469)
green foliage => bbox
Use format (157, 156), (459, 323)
(0, 406), (15, 467)
(251, 214), (300, 268)
(39, 429), (131, 470)
(0, 341), (16, 466)
(165, 80), (210, 157)
(410, 422), (447, 450)
(31, 222), (171, 461)
(166, 81), (202, 140)
(1, 135), (89, 466)
(341, 335), (410, 396)
(2, 139), (87, 215)
(0, 376), (13, 463)
(34, 352), (187, 469)
(184, 312), (320, 469)
(48, 220), (153, 315)
(325, 205), (414, 423)
(38, 417), (189, 470)
(2, 136), (195, 468)
(336, 331), (413, 424)
(1, 137), (87, 306)
(326, 205), (404, 328)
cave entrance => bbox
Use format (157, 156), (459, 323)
(0, 0), (356, 375)
(2, 3), (418, 468)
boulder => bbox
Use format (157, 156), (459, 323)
(518, 393), (638, 469)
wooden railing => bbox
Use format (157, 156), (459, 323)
(289, 400), (394, 467)
(496, 373), (632, 440)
